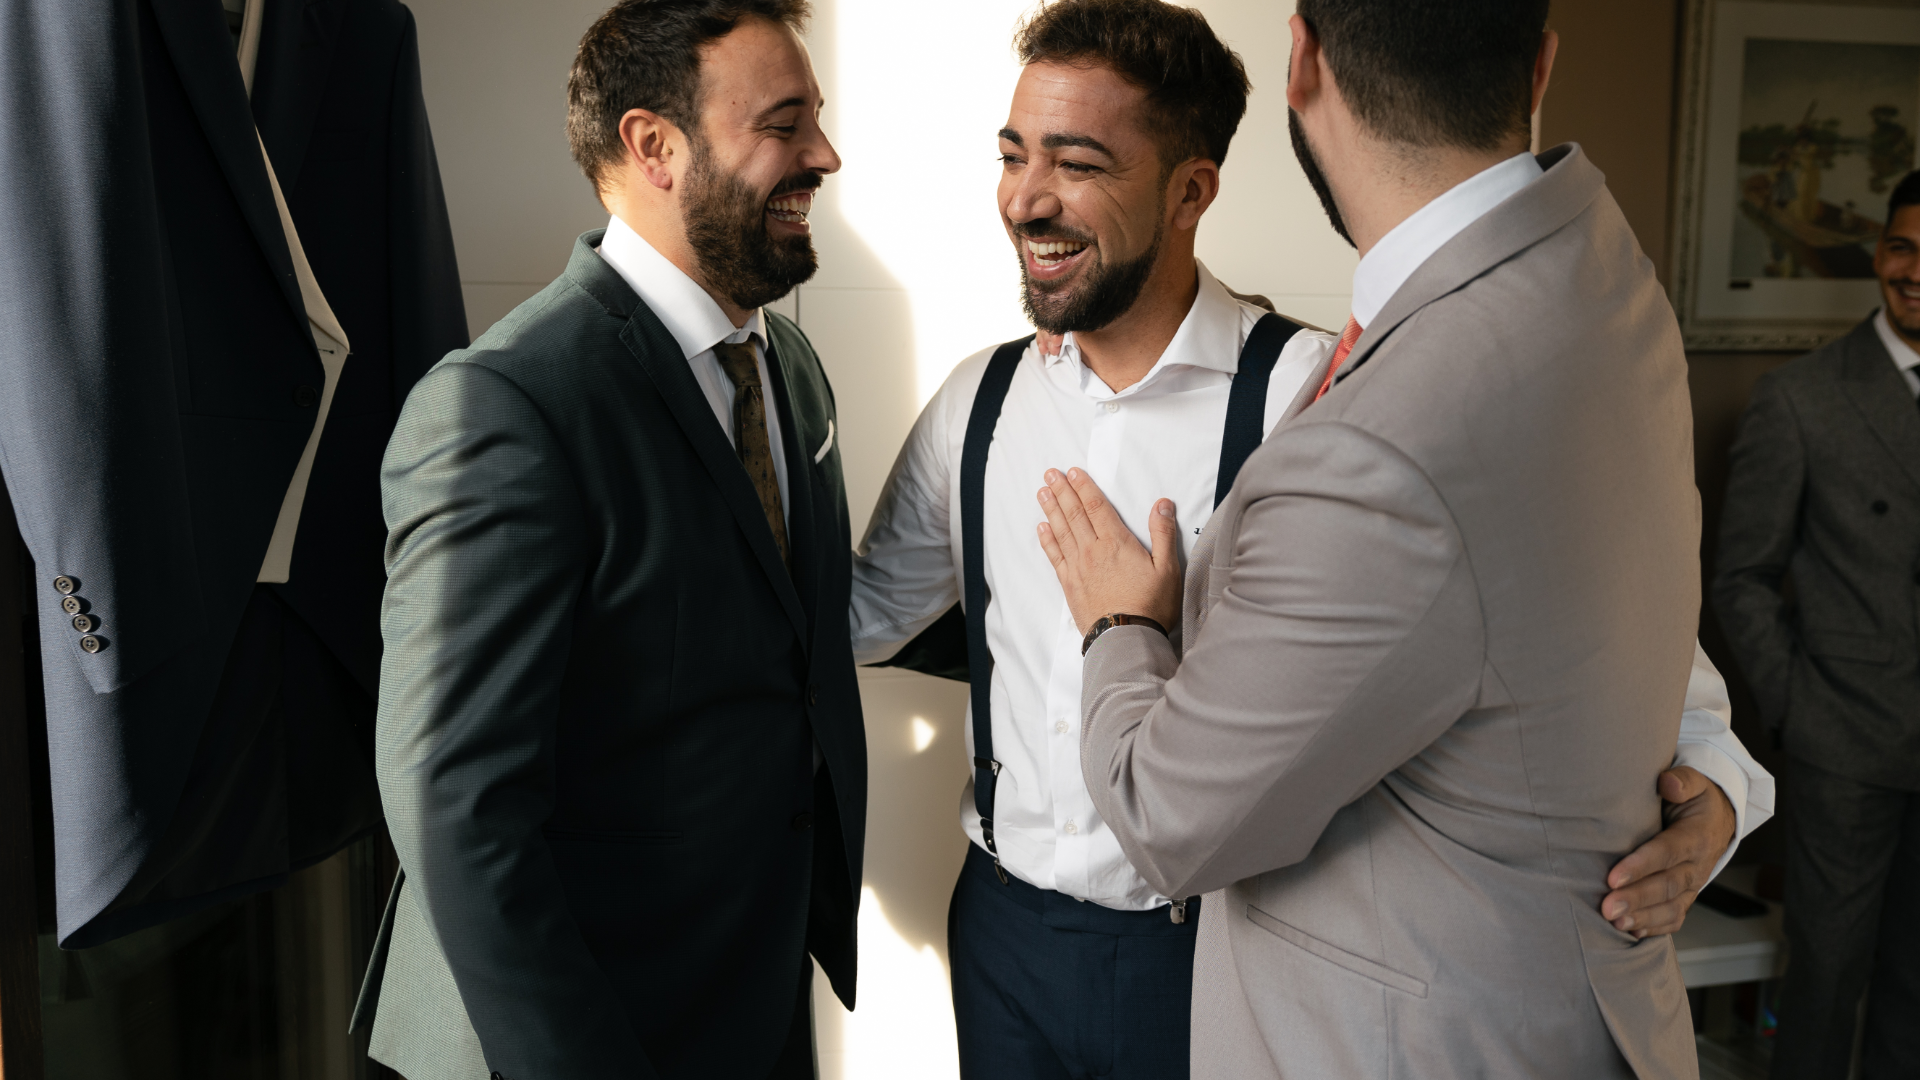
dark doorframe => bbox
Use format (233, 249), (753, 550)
(0, 480), (45, 1079)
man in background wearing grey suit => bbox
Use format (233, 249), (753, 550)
(354, 3), (863, 1078)
(1716, 170), (1920, 1080)
(1034, 1), (1704, 1076)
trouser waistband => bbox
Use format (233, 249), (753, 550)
(964, 843), (1199, 936)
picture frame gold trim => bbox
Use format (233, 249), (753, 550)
(1669, 0), (1920, 351)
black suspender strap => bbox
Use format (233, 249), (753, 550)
(1215, 313), (1305, 508)
(962, 336), (1032, 885)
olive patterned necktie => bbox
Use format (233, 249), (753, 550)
(712, 340), (790, 571)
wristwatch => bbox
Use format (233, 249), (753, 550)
(1081, 613), (1168, 656)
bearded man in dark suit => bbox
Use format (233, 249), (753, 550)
(350, 3), (864, 1077)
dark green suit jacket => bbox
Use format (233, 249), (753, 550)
(353, 231), (864, 1079)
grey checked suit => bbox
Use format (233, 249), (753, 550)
(1078, 146), (1700, 1079)
(1713, 316), (1920, 1078)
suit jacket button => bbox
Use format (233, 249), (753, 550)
(294, 384), (319, 407)
(60, 596), (83, 615)
(1913, 570), (1920, 586)
(71, 614), (95, 633)
(808, 685), (819, 706)
(1873, 500), (1890, 515)
(52, 576), (77, 595)
(79, 635), (102, 654)
(791, 813), (813, 831)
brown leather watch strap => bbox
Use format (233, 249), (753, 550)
(1081, 613), (1168, 656)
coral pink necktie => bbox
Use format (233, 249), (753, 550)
(1314, 316), (1364, 403)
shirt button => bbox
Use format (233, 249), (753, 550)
(1104, 402), (1119, 413)
(1064, 820), (1079, 835)
(1054, 720), (1068, 734)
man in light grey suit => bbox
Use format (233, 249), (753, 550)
(1032, 2), (1702, 1077)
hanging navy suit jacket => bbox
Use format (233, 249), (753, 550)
(0, 0), (465, 946)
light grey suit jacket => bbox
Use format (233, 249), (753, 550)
(1080, 145), (1700, 1079)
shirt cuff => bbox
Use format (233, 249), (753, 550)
(1672, 741), (1757, 884)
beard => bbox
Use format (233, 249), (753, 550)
(1015, 219), (1164, 335)
(1886, 279), (1920, 338)
(682, 145), (820, 311)
(1290, 109), (1353, 249)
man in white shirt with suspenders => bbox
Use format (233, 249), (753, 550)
(850, 2), (1770, 1076)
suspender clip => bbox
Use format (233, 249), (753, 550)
(1170, 898), (1188, 925)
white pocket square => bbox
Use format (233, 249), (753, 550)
(814, 420), (835, 464)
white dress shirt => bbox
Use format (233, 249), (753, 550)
(1350, 152), (1544, 329)
(1871, 308), (1920, 397)
(855, 253), (1770, 909)
(597, 214), (789, 519)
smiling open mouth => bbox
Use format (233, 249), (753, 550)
(1027, 238), (1089, 269)
(768, 192), (813, 224)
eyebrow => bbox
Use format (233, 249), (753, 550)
(754, 96), (814, 123)
(998, 128), (1115, 159)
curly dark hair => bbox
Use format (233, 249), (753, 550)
(1013, 0), (1251, 172)
(567, 0), (812, 191)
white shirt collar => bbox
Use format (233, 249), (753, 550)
(1873, 307), (1920, 375)
(1350, 152), (1545, 329)
(1051, 260), (1244, 391)
(597, 213), (764, 357)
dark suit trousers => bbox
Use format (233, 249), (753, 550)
(1774, 756), (1920, 1080)
(948, 844), (1196, 1080)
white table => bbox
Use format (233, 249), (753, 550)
(1673, 867), (1787, 988)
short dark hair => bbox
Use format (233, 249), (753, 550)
(1889, 170), (1920, 225)
(1297, 0), (1549, 151)
(1014, 0), (1251, 171)
(567, 0), (812, 190)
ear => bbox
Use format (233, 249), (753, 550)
(1169, 157), (1220, 232)
(1285, 14), (1322, 113)
(1531, 30), (1560, 116)
(618, 107), (684, 192)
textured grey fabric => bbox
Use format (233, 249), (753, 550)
(1079, 145), (1700, 1080)
(367, 874), (488, 1080)
(1771, 757), (1920, 1079)
(1712, 317), (1920, 790)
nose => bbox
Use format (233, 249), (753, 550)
(1003, 166), (1062, 226)
(802, 120), (842, 176)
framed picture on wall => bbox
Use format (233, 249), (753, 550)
(1671, 0), (1920, 350)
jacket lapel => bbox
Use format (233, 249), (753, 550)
(764, 341), (821, 636)
(1840, 318), (1920, 495)
(146, 0), (307, 334)
(250, 0), (346, 193)
(1334, 144), (1605, 388)
(565, 238), (811, 647)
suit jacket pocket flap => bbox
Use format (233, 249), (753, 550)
(1246, 904), (1428, 997)
(1803, 628), (1892, 663)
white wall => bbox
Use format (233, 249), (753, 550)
(403, 2), (1352, 1076)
